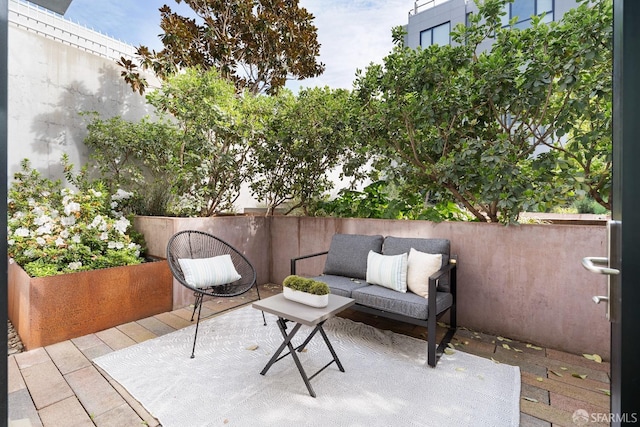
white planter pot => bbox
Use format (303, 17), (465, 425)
(282, 286), (329, 308)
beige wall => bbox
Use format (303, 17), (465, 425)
(137, 215), (611, 359)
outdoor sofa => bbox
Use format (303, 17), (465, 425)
(291, 233), (457, 367)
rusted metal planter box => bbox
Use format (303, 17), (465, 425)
(8, 259), (173, 350)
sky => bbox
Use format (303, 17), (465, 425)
(63, 0), (411, 92)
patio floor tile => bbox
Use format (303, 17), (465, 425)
(77, 340), (115, 362)
(71, 333), (105, 351)
(492, 347), (549, 377)
(91, 402), (146, 427)
(13, 348), (49, 369)
(116, 321), (158, 343)
(550, 392), (611, 417)
(494, 346), (609, 382)
(173, 305), (215, 321)
(8, 356), (26, 393)
(549, 370), (611, 393)
(37, 396), (94, 427)
(520, 399), (608, 427)
(519, 412), (551, 427)
(8, 388), (42, 427)
(521, 382), (550, 404)
(44, 340), (92, 375)
(95, 366), (160, 427)
(20, 360), (74, 410)
(522, 372), (609, 409)
(94, 328), (136, 351)
(65, 365), (125, 418)
(153, 311), (194, 330)
(546, 348), (611, 373)
(136, 316), (178, 336)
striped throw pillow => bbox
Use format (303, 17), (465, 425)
(178, 254), (241, 288)
(366, 250), (408, 293)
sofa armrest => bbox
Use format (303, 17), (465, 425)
(428, 260), (456, 289)
(428, 258), (457, 317)
(290, 251), (329, 275)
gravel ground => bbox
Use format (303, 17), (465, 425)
(8, 320), (24, 355)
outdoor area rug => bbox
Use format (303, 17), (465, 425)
(94, 306), (520, 426)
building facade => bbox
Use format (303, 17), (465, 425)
(405, 0), (581, 50)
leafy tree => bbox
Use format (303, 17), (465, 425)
(146, 68), (257, 216)
(541, 0), (612, 210)
(311, 180), (473, 221)
(248, 87), (361, 215)
(119, 0), (325, 95)
(354, 0), (611, 223)
(82, 113), (180, 215)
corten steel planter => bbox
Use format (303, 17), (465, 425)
(8, 258), (173, 350)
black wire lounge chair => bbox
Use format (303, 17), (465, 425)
(166, 230), (266, 358)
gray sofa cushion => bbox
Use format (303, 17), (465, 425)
(311, 274), (369, 298)
(382, 236), (450, 265)
(352, 285), (453, 320)
(323, 234), (383, 280)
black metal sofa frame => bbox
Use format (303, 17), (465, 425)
(291, 234), (457, 368)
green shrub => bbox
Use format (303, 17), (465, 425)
(282, 275), (330, 295)
(7, 158), (145, 277)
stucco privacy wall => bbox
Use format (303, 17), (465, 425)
(137, 215), (610, 359)
(271, 217), (610, 359)
(7, 15), (156, 183)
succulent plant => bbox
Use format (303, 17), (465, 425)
(282, 275), (330, 295)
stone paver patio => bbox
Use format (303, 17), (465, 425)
(8, 283), (610, 426)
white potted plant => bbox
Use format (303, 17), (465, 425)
(282, 275), (330, 308)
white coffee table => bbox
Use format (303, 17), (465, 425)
(252, 293), (355, 397)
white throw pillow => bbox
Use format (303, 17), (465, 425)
(178, 254), (241, 288)
(407, 248), (443, 298)
(366, 250), (408, 293)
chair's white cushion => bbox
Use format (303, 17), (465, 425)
(366, 250), (408, 293)
(178, 254), (241, 288)
(407, 248), (443, 298)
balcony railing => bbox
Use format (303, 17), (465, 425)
(8, 0), (136, 61)
(409, 0), (455, 17)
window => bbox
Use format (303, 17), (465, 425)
(420, 22), (451, 47)
(501, 0), (554, 29)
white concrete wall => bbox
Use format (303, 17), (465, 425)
(7, 0), (157, 183)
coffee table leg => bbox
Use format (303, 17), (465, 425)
(260, 317), (317, 398)
(295, 322), (321, 352)
(318, 325), (345, 372)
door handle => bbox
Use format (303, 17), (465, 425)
(592, 295), (609, 304)
(581, 256), (620, 276)
(582, 255), (617, 321)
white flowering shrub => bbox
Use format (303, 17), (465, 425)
(7, 159), (144, 277)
